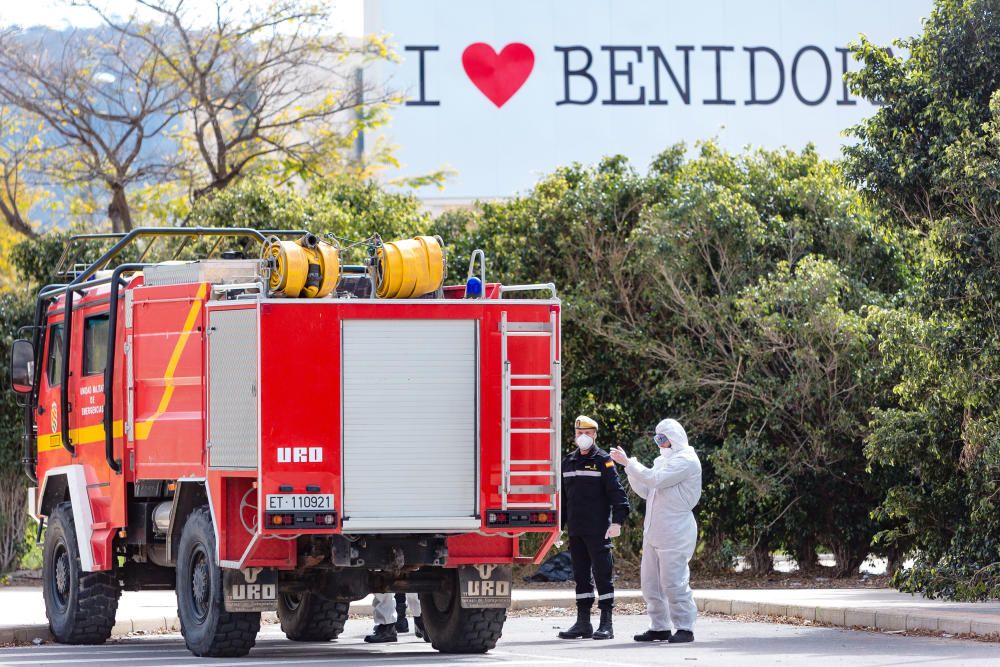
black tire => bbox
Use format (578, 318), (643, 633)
(176, 506), (260, 657)
(419, 571), (506, 653)
(42, 501), (121, 644)
(278, 591), (349, 641)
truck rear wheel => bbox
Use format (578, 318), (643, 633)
(278, 591), (349, 641)
(419, 572), (506, 653)
(42, 502), (121, 644)
(176, 506), (260, 657)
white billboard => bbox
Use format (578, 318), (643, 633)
(365, 0), (932, 202)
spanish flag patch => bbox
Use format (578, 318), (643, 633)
(605, 461), (614, 468)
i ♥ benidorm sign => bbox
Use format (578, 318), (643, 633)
(364, 0), (933, 201)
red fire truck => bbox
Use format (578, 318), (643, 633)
(9, 228), (561, 657)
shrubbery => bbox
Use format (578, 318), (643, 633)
(434, 143), (904, 574)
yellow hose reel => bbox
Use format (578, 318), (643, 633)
(265, 234), (340, 298)
(375, 236), (445, 299)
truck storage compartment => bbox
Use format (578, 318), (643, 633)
(341, 318), (479, 532)
(207, 307), (259, 469)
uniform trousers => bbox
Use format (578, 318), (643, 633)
(569, 534), (615, 611)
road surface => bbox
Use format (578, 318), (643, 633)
(0, 613), (995, 666)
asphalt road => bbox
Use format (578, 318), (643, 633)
(0, 613), (996, 666)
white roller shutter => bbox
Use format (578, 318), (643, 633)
(341, 319), (479, 532)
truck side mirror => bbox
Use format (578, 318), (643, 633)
(10, 339), (34, 394)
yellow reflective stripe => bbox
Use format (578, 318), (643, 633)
(38, 421), (124, 452)
(135, 283), (207, 440)
(38, 283), (208, 453)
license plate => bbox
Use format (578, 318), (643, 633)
(265, 494), (335, 511)
(459, 564), (512, 609)
(224, 568), (277, 612)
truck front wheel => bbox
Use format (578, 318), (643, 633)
(42, 502), (121, 644)
(278, 591), (349, 641)
(176, 506), (260, 657)
(419, 571), (506, 653)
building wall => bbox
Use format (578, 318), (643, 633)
(364, 0), (933, 206)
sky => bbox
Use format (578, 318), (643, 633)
(0, 0), (364, 34)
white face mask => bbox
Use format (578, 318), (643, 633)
(575, 434), (594, 450)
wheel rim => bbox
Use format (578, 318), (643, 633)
(282, 592), (303, 612)
(52, 542), (70, 611)
(190, 544), (211, 623)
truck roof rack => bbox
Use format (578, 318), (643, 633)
(55, 226), (308, 286)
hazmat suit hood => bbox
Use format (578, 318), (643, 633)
(655, 418), (689, 456)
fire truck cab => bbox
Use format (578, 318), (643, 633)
(10, 228), (562, 657)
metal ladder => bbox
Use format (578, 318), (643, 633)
(499, 310), (561, 510)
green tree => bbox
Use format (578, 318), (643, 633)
(435, 143), (903, 573)
(0, 287), (35, 573)
(845, 0), (1000, 599)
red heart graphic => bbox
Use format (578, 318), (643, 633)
(462, 42), (534, 108)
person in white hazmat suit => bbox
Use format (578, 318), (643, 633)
(365, 593), (426, 643)
(609, 418), (702, 643)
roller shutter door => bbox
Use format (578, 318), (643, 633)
(341, 319), (479, 531)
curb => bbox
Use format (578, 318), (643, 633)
(694, 596), (1000, 640)
(4, 593), (998, 643)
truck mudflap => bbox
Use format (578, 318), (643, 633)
(458, 564), (512, 609)
(224, 567), (278, 612)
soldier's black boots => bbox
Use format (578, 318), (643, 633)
(634, 629), (672, 642)
(414, 615), (429, 642)
(592, 609), (614, 640)
(558, 608), (594, 639)
(394, 595), (409, 632)
(364, 624), (398, 643)
(669, 629), (695, 643)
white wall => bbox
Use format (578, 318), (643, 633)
(365, 0), (933, 202)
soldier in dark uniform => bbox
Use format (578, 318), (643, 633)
(558, 415), (630, 640)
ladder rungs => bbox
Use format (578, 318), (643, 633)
(508, 485), (556, 495)
(511, 428), (555, 434)
(511, 417), (552, 422)
(503, 322), (553, 333)
(510, 374), (552, 380)
(510, 470), (556, 476)
(510, 385), (553, 391)
(506, 331), (552, 337)
(511, 459), (553, 465)
(505, 502), (558, 509)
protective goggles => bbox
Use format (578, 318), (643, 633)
(653, 433), (670, 447)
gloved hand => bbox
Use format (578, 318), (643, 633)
(609, 446), (628, 466)
(605, 523), (621, 539)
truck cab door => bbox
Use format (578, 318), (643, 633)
(36, 320), (66, 458)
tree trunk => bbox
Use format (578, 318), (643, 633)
(108, 183), (132, 233)
(830, 540), (867, 578)
(793, 536), (820, 572)
(0, 470), (29, 574)
(885, 547), (905, 577)
(692, 530), (734, 573)
(748, 541), (773, 575)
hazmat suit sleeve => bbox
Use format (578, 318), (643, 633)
(602, 461), (630, 525)
(624, 465), (650, 500)
(625, 455), (695, 491)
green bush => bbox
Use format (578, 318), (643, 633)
(435, 143), (903, 574)
(846, 0), (1000, 600)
